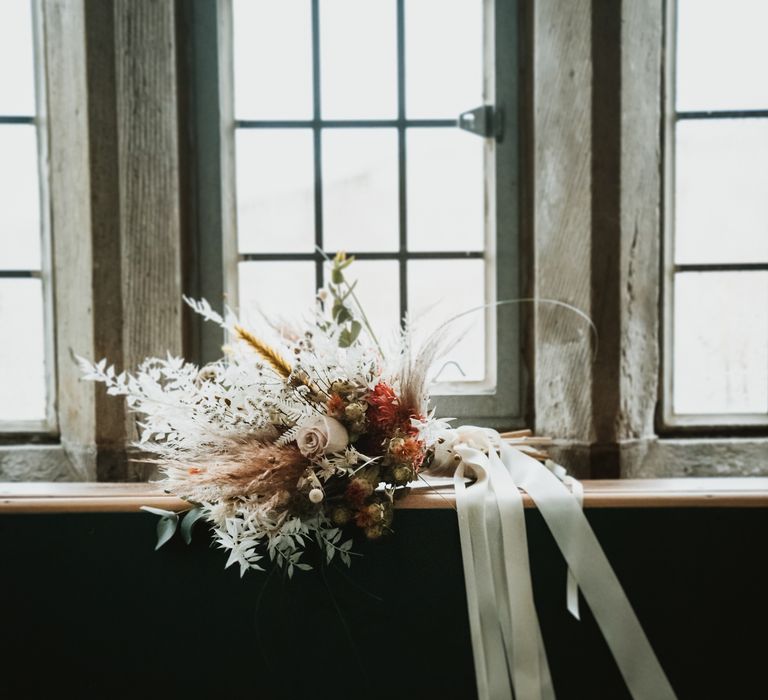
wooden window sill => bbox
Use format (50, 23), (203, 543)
(1, 477), (768, 513)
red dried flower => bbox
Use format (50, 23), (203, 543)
(345, 477), (373, 508)
(390, 436), (426, 470)
(354, 502), (385, 529)
(354, 506), (376, 528)
(326, 393), (345, 418)
(367, 382), (398, 428)
(367, 382), (420, 435)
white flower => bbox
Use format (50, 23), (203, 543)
(342, 446), (361, 467)
(296, 416), (349, 459)
(429, 429), (461, 474)
(428, 426), (496, 475)
(454, 425), (495, 453)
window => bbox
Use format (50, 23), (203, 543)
(223, 0), (522, 426)
(664, 0), (768, 429)
(0, 1), (53, 434)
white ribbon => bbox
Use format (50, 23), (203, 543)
(451, 429), (677, 700)
(546, 459), (583, 620)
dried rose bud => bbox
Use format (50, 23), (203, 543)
(357, 501), (387, 527)
(364, 525), (384, 540)
(331, 506), (352, 526)
(345, 477), (374, 507)
(358, 464), (381, 486)
(344, 402), (366, 422)
(392, 465), (414, 485)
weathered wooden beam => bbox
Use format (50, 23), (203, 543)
(44, 0), (124, 480)
(43, 0), (184, 480)
(531, 0), (594, 474)
(114, 0), (184, 382)
(617, 0), (664, 458)
(531, 0), (664, 477)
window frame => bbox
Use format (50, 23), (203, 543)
(194, 0), (526, 429)
(9, 0), (767, 483)
(660, 0), (768, 434)
(0, 0), (57, 438)
(4, 0), (190, 482)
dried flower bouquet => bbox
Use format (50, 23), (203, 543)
(79, 253), (458, 577)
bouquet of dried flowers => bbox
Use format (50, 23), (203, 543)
(81, 264), (678, 700)
(79, 253), (453, 577)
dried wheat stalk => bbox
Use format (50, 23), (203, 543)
(235, 325), (293, 378)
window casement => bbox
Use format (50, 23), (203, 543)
(194, 0), (524, 429)
(0, 0), (188, 482)
(663, 0), (768, 431)
(0, 0), (55, 436)
(9, 0), (768, 483)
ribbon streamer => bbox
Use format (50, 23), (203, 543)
(545, 459), (583, 621)
(452, 430), (677, 700)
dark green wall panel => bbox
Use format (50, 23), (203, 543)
(1, 508), (766, 699)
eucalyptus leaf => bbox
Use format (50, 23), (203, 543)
(180, 506), (206, 545)
(155, 514), (179, 550)
(333, 303), (353, 324)
(331, 299), (346, 320)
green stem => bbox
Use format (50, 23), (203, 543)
(317, 531), (362, 558)
(344, 280), (385, 359)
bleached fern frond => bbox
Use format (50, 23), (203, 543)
(275, 424), (302, 447)
(273, 398), (313, 426)
(184, 296), (229, 329)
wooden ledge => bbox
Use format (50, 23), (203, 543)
(1, 478), (768, 513)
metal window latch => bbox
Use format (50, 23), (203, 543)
(458, 105), (503, 141)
